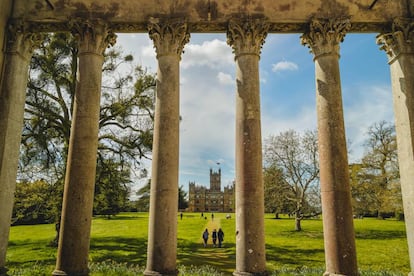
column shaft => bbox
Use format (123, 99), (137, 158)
(0, 0), (13, 79)
(227, 19), (268, 276)
(391, 54), (414, 276)
(53, 20), (115, 276)
(0, 24), (38, 275)
(377, 18), (414, 275)
(315, 55), (357, 275)
(145, 20), (189, 276)
(302, 19), (358, 276)
(235, 53), (266, 275)
(146, 54), (180, 275)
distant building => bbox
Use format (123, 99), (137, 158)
(188, 169), (235, 212)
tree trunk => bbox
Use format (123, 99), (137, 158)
(295, 216), (302, 231)
(50, 222), (60, 247)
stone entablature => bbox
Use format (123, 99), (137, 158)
(8, 0), (411, 33)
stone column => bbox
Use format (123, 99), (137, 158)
(227, 19), (268, 276)
(0, 21), (40, 276)
(301, 18), (358, 276)
(0, 0), (13, 78)
(377, 18), (414, 276)
(52, 20), (116, 276)
(144, 19), (189, 276)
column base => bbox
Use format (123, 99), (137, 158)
(143, 269), (178, 276)
(0, 267), (8, 276)
(52, 269), (89, 276)
(52, 270), (68, 276)
(323, 272), (348, 276)
(408, 272), (414, 276)
(233, 270), (268, 276)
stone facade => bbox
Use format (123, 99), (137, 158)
(188, 169), (235, 212)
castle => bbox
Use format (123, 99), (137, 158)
(187, 169), (235, 212)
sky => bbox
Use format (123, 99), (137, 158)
(115, 32), (395, 195)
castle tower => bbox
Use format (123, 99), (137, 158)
(210, 168), (221, 191)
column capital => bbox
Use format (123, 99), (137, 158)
(301, 18), (351, 59)
(147, 18), (190, 59)
(6, 20), (43, 60)
(226, 18), (269, 59)
(377, 17), (414, 63)
(69, 18), (117, 56)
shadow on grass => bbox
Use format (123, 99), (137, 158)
(93, 214), (147, 220)
(91, 237), (237, 274)
(89, 237), (148, 265)
(266, 244), (325, 267)
(355, 230), (406, 240)
(6, 239), (57, 269)
(178, 239), (236, 274)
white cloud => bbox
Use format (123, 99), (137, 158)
(181, 39), (233, 70)
(262, 106), (317, 139)
(141, 44), (156, 58)
(272, 61), (299, 72)
(115, 33), (157, 72)
(217, 72), (234, 85)
(115, 33), (396, 193)
(179, 64), (236, 186)
(343, 84), (394, 162)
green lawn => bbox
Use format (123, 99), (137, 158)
(5, 213), (410, 275)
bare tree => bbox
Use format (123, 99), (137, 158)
(264, 129), (320, 231)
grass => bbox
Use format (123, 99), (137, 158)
(5, 213), (410, 275)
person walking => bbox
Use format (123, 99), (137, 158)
(202, 228), (209, 247)
(217, 228), (224, 248)
(212, 229), (217, 247)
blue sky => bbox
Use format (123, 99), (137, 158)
(116, 32), (394, 194)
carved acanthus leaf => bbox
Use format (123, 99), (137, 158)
(377, 17), (414, 62)
(301, 18), (351, 59)
(226, 18), (269, 58)
(69, 18), (117, 55)
(148, 18), (190, 58)
(6, 20), (43, 59)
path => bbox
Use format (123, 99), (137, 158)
(195, 216), (235, 274)
(202, 217), (221, 245)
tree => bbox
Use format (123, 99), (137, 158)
(93, 158), (131, 218)
(349, 163), (372, 217)
(136, 180), (151, 212)
(135, 181), (188, 211)
(16, 33), (155, 241)
(263, 165), (295, 218)
(350, 121), (402, 218)
(178, 185), (188, 210)
(12, 180), (55, 225)
(264, 129), (320, 231)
